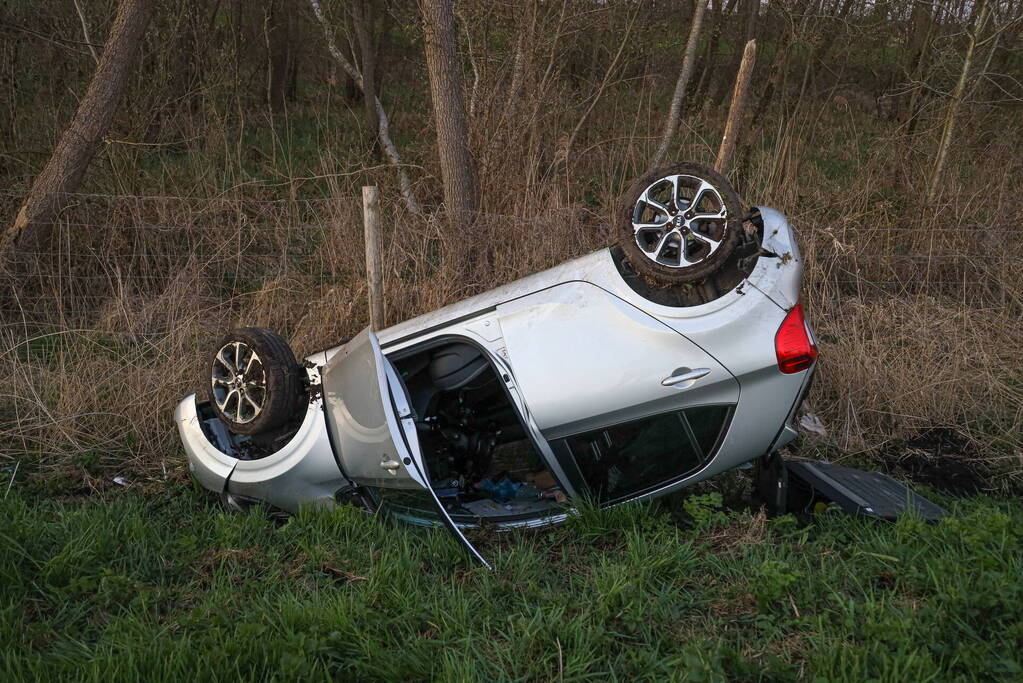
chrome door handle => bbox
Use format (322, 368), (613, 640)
(380, 459), (401, 472)
(661, 367), (711, 387)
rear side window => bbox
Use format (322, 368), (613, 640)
(554, 406), (731, 503)
(685, 405), (731, 455)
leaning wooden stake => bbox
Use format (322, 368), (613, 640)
(362, 186), (385, 331)
(714, 39), (757, 175)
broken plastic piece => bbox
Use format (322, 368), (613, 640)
(799, 412), (828, 439)
(787, 461), (946, 522)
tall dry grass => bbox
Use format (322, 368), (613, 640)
(0, 190), (603, 483)
(1, 110), (1021, 488)
(1, 1), (1021, 488)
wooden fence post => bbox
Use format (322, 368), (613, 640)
(362, 186), (385, 330)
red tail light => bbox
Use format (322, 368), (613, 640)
(775, 302), (817, 374)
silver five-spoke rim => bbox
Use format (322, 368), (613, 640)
(212, 342), (266, 424)
(631, 174), (729, 268)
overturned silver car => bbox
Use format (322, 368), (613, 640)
(175, 164), (818, 566)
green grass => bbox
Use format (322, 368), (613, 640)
(1, 486), (1021, 681)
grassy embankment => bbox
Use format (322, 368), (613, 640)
(2, 1), (1021, 489)
(1, 482), (1020, 681)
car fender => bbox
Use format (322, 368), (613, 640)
(176, 395), (236, 493)
(748, 206), (803, 311)
(226, 366), (346, 513)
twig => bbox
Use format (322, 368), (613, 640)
(561, 7), (638, 173)
(72, 0), (100, 63)
(4, 461), (18, 500)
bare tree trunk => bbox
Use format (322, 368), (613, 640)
(650, 0), (708, 170)
(2, 0), (152, 272)
(743, 0), (757, 44)
(267, 0), (296, 113)
(700, 0), (741, 108)
(715, 39), (756, 174)
(906, 1), (933, 72)
(926, 1), (988, 205)
(694, 0), (723, 102)
(746, 7), (794, 136)
(421, 0), (478, 219)
(711, 0), (755, 107)
(805, 0), (855, 91)
(309, 0), (421, 213)
(903, 0), (937, 134)
(350, 0), (378, 139)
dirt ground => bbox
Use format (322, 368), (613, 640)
(872, 428), (1018, 497)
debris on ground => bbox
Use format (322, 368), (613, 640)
(798, 412), (828, 440)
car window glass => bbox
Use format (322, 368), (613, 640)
(685, 405), (731, 456)
(562, 411), (702, 503)
(375, 488), (445, 525)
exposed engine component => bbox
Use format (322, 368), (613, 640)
(416, 385), (501, 484)
(394, 343), (525, 486)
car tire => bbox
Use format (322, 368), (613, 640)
(754, 451), (789, 518)
(206, 327), (304, 436)
(618, 162), (742, 285)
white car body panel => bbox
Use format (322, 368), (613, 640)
(496, 281), (739, 438)
(177, 207), (814, 559)
(320, 327), (426, 490)
(226, 366), (340, 511)
(177, 365), (342, 512)
(176, 396), (237, 492)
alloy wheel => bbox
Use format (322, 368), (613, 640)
(211, 341), (267, 424)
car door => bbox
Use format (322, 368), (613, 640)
(496, 282), (740, 500)
(321, 327), (489, 568)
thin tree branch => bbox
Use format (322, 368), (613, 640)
(308, 0), (421, 213)
(926, 0), (989, 205)
(561, 6), (638, 176)
(72, 0), (100, 63)
(651, 0), (708, 170)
